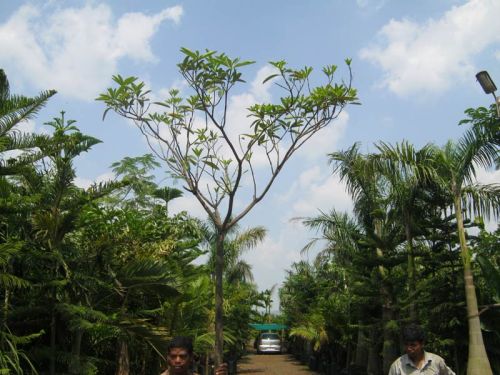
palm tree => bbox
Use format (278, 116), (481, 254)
(373, 141), (440, 320)
(0, 69), (55, 176)
(382, 107), (499, 375)
(261, 284), (277, 322)
(203, 222), (266, 285)
(0, 70), (55, 375)
(434, 138), (498, 375)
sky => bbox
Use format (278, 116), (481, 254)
(1, 0), (499, 311)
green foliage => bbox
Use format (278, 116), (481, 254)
(281, 109), (499, 373)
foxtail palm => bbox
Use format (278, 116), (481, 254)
(433, 135), (498, 375)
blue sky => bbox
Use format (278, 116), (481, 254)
(1, 0), (499, 309)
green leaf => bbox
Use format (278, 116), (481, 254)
(262, 74), (279, 84)
(180, 47), (197, 58)
(203, 160), (219, 170)
(235, 60), (255, 68)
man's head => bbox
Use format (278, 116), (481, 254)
(166, 336), (194, 375)
(402, 324), (425, 360)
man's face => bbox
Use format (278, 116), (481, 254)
(404, 340), (424, 360)
(167, 347), (192, 374)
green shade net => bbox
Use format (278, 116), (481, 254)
(249, 323), (287, 331)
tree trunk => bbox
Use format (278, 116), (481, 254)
(404, 210), (417, 321)
(372, 220), (398, 374)
(69, 329), (83, 374)
(354, 324), (368, 367)
(366, 325), (379, 375)
(2, 287), (9, 326)
(454, 196), (493, 375)
(214, 230), (225, 367)
(50, 310), (56, 375)
(382, 301), (398, 374)
(116, 338), (130, 375)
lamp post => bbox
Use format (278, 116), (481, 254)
(476, 70), (500, 117)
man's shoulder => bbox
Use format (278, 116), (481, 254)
(388, 355), (406, 374)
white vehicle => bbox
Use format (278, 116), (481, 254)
(256, 333), (282, 354)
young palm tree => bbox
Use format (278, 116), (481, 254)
(203, 222), (266, 284)
(373, 141), (441, 320)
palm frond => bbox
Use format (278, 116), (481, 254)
(461, 183), (500, 220)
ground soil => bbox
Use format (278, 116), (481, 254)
(237, 351), (319, 375)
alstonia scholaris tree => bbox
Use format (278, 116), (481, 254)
(98, 47), (359, 365)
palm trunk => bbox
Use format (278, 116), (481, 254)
(214, 230), (225, 367)
(116, 338), (130, 375)
(453, 196), (492, 375)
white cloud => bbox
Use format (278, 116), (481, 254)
(245, 165), (352, 299)
(74, 171), (115, 189)
(0, 3), (183, 100)
(475, 166), (500, 185)
(356, 0), (388, 11)
(245, 223), (306, 293)
(299, 111), (349, 161)
(169, 194), (209, 219)
(360, 0), (500, 96)
(15, 119), (36, 134)
(289, 167), (353, 219)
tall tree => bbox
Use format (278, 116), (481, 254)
(433, 139), (498, 375)
(99, 47), (358, 364)
(0, 69), (56, 375)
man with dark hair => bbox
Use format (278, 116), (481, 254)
(388, 324), (455, 375)
(161, 336), (228, 375)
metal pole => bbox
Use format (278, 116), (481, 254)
(493, 92), (500, 118)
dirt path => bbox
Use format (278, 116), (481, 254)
(237, 352), (319, 375)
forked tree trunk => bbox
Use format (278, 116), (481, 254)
(116, 338), (130, 375)
(453, 196), (492, 375)
(214, 230), (226, 366)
